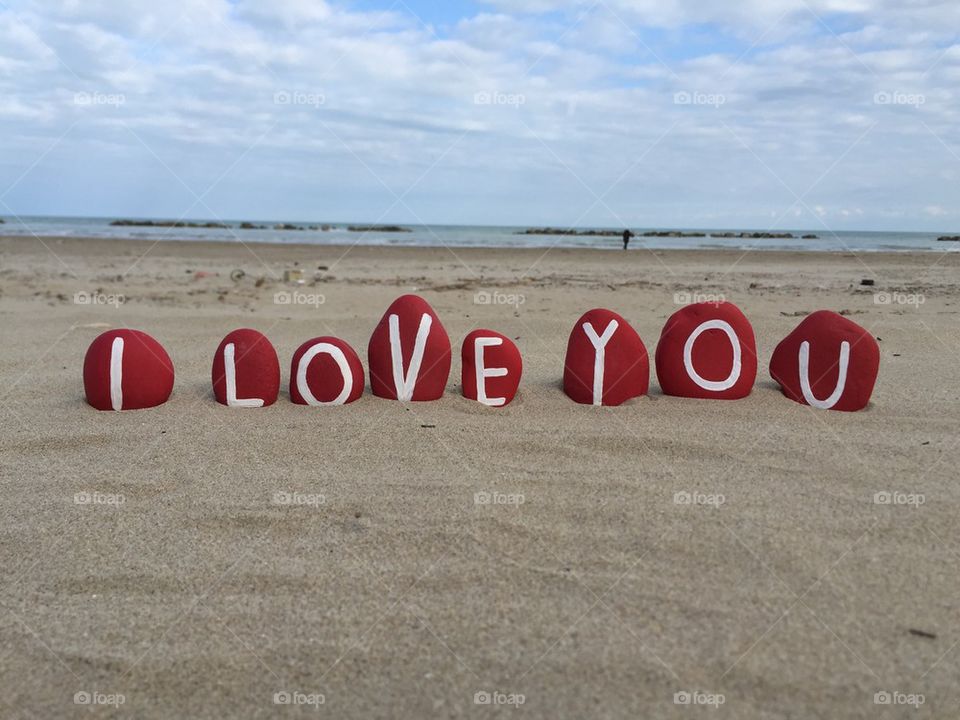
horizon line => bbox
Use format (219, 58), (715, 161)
(0, 214), (955, 237)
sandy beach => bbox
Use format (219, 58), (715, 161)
(0, 235), (958, 718)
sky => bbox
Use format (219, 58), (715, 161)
(0, 0), (958, 231)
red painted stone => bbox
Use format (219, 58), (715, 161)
(211, 329), (280, 407)
(83, 329), (174, 411)
(770, 310), (879, 411)
(655, 301), (757, 400)
(563, 308), (649, 406)
(290, 337), (364, 405)
(367, 294), (451, 401)
(461, 329), (523, 407)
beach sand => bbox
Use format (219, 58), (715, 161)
(0, 235), (958, 718)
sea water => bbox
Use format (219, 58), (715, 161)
(1, 215), (954, 253)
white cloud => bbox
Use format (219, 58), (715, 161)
(0, 0), (958, 229)
(234, 0), (333, 29)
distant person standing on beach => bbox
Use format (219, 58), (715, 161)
(622, 229), (633, 250)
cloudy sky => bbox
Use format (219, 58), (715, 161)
(0, 0), (958, 231)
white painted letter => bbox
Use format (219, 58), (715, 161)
(110, 336), (124, 411)
(799, 340), (849, 410)
(223, 342), (264, 408)
(389, 313), (432, 401)
(474, 336), (508, 407)
(296, 342), (353, 406)
(682, 319), (741, 392)
(582, 320), (619, 406)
